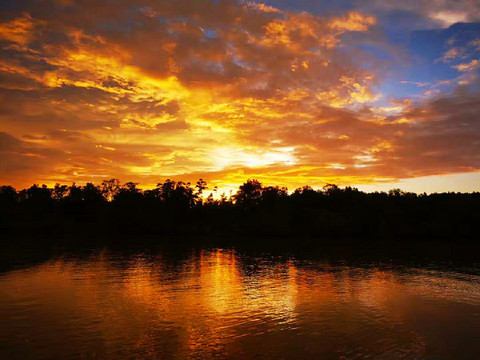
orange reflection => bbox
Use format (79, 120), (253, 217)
(2, 251), (479, 358)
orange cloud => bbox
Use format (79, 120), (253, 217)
(328, 11), (377, 32)
(0, 14), (36, 49)
(453, 59), (479, 72)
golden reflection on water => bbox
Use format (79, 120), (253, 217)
(0, 249), (479, 359)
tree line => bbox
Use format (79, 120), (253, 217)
(1, 179), (479, 241)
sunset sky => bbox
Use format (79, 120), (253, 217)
(1, 0), (479, 193)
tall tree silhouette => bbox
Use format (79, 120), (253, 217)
(234, 179), (263, 208)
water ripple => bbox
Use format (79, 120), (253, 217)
(0, 248), (479, 359)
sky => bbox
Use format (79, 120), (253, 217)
(1, 0), (480, 193)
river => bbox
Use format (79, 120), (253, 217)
(1, 246), (479, 359)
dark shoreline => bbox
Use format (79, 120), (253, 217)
(2, 231), (479, 275)
(2, 181), (480, 261)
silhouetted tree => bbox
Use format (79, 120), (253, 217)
(1, 179), (479, 241)
(262, 186), (288, 204)
(234, 179), (263, 208)
(195, 179), (208, 198)
(82, 183), (104, 203)
(66, 183), (83, 202)
(388, 188), (405, 197)
(0, 185), (17, 205)
(114, 182), (142, 202)
(323, 183), (339, 195)
(101, 178), (121, 201)
(53, 183), (68, 201)
(157, 180), (195, 208)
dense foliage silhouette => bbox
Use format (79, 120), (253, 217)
(1, 179), (479, 241)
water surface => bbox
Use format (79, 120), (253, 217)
(1, 248), (479, 359)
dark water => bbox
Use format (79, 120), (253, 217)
(1, 247), (479, 359)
